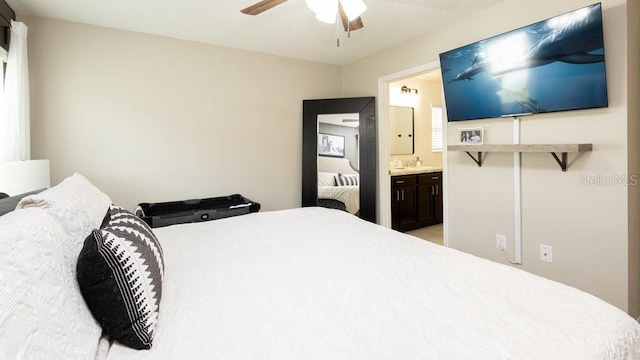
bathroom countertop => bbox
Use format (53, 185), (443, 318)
(389, 166), (443, 176)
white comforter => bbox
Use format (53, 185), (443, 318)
(318, 185), (359, 214)
(106, 207), (640, 360)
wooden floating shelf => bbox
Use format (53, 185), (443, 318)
(447, 144), (592, 172)
(447, 144), (592, 153)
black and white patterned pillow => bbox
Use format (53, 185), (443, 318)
(77, 205), (164, 350)
(335, 173), (359, 186)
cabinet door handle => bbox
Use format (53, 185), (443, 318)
(431, 185), (434, 195)
(396, 180), (405, 184)
(396, 190), (400, 201)
(401, 190), (405, 201)
(436, 186), (439, 195)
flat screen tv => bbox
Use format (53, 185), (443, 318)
(439, 3), (608, 122)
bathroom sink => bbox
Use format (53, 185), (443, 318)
(389, 166), (442, 175)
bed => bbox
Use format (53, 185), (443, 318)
(1, 174), (640, 359)
(317, 157), (360, 215)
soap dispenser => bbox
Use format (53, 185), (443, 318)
(416, 156), (422, 167)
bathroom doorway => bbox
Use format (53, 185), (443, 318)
(377, 61), (447, 246)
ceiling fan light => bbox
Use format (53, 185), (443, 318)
(315, 8), (338, 24)
(340, 0), (367, 21)
(305, 0), (337, 16)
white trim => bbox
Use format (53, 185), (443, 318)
(513, 118), (523, 264)
(431, 106), (443, 152)
(0, 47), (7, 62)
(377, 61), (448, 246)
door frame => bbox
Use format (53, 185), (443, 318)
(376, 61), (449, 246)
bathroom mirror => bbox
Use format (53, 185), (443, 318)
(390, 106), (414, 155)
(302, 97), (376, 223)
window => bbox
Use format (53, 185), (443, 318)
(431, 106), (443, 152)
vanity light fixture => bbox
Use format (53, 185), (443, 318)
(401, 86), (418, 95)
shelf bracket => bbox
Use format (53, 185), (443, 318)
(465, 151), (484, 167)
(550, 152), (568, 172)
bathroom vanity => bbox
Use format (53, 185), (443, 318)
(390, 167), (442, 232)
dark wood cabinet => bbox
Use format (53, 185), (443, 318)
(391, 172), (442, 232)
(391, 175), (417, 230)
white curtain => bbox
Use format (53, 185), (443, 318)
(1, 21), (30, 161)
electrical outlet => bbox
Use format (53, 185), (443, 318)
(540, 244), (553, 263)
(496, 234), (507, 250)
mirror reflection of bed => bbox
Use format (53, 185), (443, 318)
(317, 157), (360, 216)
(302, 97), (376, 223)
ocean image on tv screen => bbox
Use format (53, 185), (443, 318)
(439, 3), (608, 122)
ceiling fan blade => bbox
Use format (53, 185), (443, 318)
(349, 16), (364, 31)
(342, 119), (359, 122)
(241, 0), (288, 16)
(338, 3), (364, 31)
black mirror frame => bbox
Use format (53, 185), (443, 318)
(302, 97), (377, 223)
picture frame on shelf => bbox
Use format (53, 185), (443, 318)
(458, 128), (484, 144)
(318, 133), (345, 157)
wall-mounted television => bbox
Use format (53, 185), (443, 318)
(439, 3), (608, 122)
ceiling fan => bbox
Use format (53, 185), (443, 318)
(241, 0), (366, 32)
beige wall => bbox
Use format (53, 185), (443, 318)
(389, 77), (443, 168)
(22, 0), (638, 316)
(23, 15), (343, 212)
(343, 0), (637, 315)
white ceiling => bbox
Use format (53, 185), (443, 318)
(6, 0), (509, 65)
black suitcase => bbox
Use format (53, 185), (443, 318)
(135, 194), (260, 228)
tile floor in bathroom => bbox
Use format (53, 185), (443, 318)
(406, 223), (444, 246)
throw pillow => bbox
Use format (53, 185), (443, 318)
(335, 173), (359, 186)
(77, 205), (164, 350)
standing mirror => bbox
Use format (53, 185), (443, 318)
(302, 97), (376, 223)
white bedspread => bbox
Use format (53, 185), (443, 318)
(318, 185), (359, 214)
(106, 207), (640, 360)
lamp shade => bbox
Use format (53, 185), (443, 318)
(0, 159), (50, 195)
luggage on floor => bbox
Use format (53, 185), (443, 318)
(135, 194), (260, 228)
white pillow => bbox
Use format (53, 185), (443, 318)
(0, 208), (104, 359)
(17, 173), (111, 237)
(318, 172), (338, 187)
